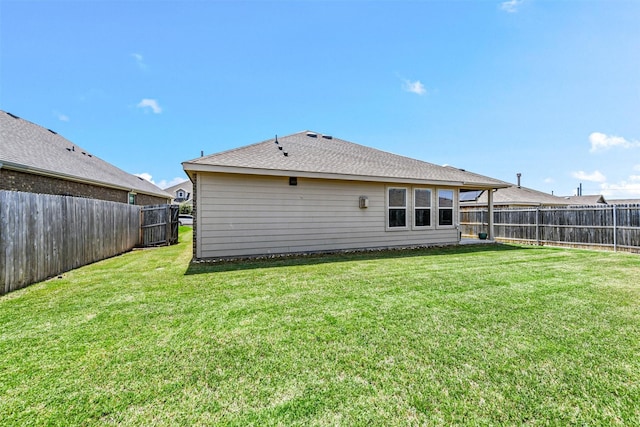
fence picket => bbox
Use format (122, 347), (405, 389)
(0, 191), (143, 294)
(460, 204), (640, 253)
(140, 204), (179, 246)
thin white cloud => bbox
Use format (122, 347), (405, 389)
(402, 79), (427, 95)
(53, 110), (69, 122)
(571, 170), (607, 183)
(500, 0), (523, 13)
(158, 177), (187, 189)
(134, 174), (185, 190)
(585, 166), (640, 198)
(135, 172), (155, 183)
(543, 177), (554, 184)
(589, 132), (640, 152)
(600, 180), (640, 198)
(131, 53), (147, 70)
(137, 98), (162, 114)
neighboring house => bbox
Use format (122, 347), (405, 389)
(562, 195), (607, 206)
(608, 198), (640, 205)
(182, 131), (509, 259)
(164, 180), (193, 206)
(460, 184), (571, 209)
(0, 110), (171, 205)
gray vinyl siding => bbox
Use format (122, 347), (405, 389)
(196, 173), (459, 259)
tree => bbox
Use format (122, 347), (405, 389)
(179, 203), (192, 215)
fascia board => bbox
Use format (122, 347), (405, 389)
(182, 163), (508, 188)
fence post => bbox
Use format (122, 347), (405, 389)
(139, 209), (144, 247)
(535, 207), (540, 246)
(166, 204), (171, 246)
(487, 189), (494, 240)
(613, 204), (617, 252)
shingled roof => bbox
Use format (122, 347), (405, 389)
(183, 131), (509, 189)
(0, 110), (170, 199)
(562, 195), (607, 205)
(164, 179), (192, 196)
(461, 184), (570, 207)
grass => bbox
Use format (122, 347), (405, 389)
(1, 228), (639, 426)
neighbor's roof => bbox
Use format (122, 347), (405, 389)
(183, 131), (509, 189)
(0, 110), (170, 199)
(461, 184), (570, 207)
(164, 179), (192, 195)
(608, 198), (640, 205)
(563, 195), (607, 205)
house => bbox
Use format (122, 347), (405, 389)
(460, 184), (570, 209)
(0, 110), (171, 205)
(182, 131), (509, 259)
(562, 195), (607, 206)
(164, 180), (193, 206)
(608, 198), (640, 205)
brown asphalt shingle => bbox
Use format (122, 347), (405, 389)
(184, 131), (509, 188)
(0, 110), (170, 198)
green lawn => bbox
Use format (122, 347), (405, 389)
(1, 229), (639, 426)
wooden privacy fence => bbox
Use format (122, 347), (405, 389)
(1, 191), (180, 295)
(140, 204), (179, 247)
(460, 204), (640, 252)
(1, 190), (141, 294)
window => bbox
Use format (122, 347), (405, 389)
(177, 190), (184, 198)
(414, 188), (432, 227)
(387, 187), (407, 228)
(437, 189), (454, 226)
(128, 192), (136, 205)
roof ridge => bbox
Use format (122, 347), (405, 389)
(183, 131), (508, 188)
(1, 110), (170, 198)
(1, 110), (64, 138)
(187, 136), (280, 163)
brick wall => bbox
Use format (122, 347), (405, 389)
(0, 169), (167, 205)
(135, 193), (170, 206)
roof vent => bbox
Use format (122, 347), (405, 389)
(6, 112), (20, 119)
(306, 132), (317, 138)
(274, 135), (279, 144)
(322, 135), (333, 140)
(283, 151), (289, 157)
(47, 128), (57, 134)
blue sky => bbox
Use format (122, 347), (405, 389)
(1, 0), (639, 198)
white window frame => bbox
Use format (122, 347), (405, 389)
(386, 186), (408, 230)
(436, 188), (456, 229)
(412, 187), (434, 230)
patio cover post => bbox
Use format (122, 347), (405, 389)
(487, 188), (495, 240)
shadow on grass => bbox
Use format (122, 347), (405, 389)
(184, 242), (534, 275)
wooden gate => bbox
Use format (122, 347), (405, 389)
(140, 204), (179, 247)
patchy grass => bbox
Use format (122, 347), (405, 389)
(1, 229), (639, 425)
